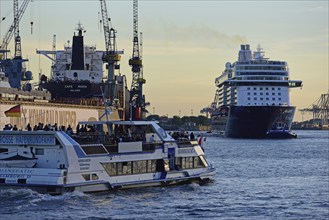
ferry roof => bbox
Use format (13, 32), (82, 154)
(78, 120), (159, 125)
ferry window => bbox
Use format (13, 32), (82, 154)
(147, 160), (156, 173)
(175, 157), (182, 168)
(35, 148), (44, 155)
(194, 156), (206, 168)
(122, 162), (132, 175)
(0, 148), (8, 153)
(157, 127), (167, 139)
(133, 160), (147, 174)
(102, 163), (117, 176)
(117, 163), (123, 175)
(182, 157), (193, 169)
(82, 174), (90, 181)
(81, 145), (108, 155)
(91, 174), (99, 180)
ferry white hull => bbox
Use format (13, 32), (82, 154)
(0, 121), (215, 195)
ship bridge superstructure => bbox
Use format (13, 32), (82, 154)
(37, 24), (104, 83)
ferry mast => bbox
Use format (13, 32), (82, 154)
(129, 0), (146, 120)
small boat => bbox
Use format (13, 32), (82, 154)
(0, 118), (215, 195)
(266, 130), (297, 139)
(266, 122), (297, 139)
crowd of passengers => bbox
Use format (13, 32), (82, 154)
(3, 123), (74, 134)
(2, 123), (205, 146)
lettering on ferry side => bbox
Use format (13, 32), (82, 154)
(79, 159), (91, 170)
(0, 135), (55, 145)
(178, 148), (195, 154)
(0, 168), (34, 174)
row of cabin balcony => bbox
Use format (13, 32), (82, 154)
(235, 65), (288, 71)
(235, 72), (289, 76)
(236, 60), (287, 65)
(233, 76), (289, 81)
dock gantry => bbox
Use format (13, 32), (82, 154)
(299, 92), (329, 127)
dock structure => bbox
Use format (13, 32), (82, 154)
(299, 93), (329, 127)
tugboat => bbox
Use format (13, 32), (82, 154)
(0, 113), (215, 195)
(266, 121), (297, 139)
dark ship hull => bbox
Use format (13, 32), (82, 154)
(39, 80), (102, 100)
(212, 106), (296, 138)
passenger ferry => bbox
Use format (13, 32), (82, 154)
(0, 116), (215, 195)
(209, 44), (302, 138)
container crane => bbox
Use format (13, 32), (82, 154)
(99, 0), (123, 104)
(129, 0), (146, 120)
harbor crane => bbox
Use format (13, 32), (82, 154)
(0, 0), (31, 90)
(299, 92), (329, 127)
(129, 0), (147, 120)
(99, 0), (123, 104)
(0, 0), (30, 58)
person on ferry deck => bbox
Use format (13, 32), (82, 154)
(26, 123), (32, 131)
(149, 135), (155, 143)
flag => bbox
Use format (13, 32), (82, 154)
(4, 104), (21, 117)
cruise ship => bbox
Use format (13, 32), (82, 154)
(209, 44), (302, 138)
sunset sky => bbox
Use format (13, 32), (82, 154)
(0, 0), (328, 121)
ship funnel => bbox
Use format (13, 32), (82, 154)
(238, 44), (252, 62)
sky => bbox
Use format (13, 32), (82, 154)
(0, 0), (328, 121)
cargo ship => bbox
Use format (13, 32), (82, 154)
(0, 24), (128, 131)
(208, 45), (302, 138)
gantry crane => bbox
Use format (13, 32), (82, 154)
(99, 0), (123, 104)
(299, 92), (329, 127)
(129, 0), (146, 120)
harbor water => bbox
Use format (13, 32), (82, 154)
(0, 130), (328, 219)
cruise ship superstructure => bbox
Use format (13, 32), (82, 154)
(210, 44), (302, 138)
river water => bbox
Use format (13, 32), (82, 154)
(0, 130), (328, 219)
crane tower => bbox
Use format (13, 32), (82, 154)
(129, 0), (146, 120)
(99, 0), (123, 104)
